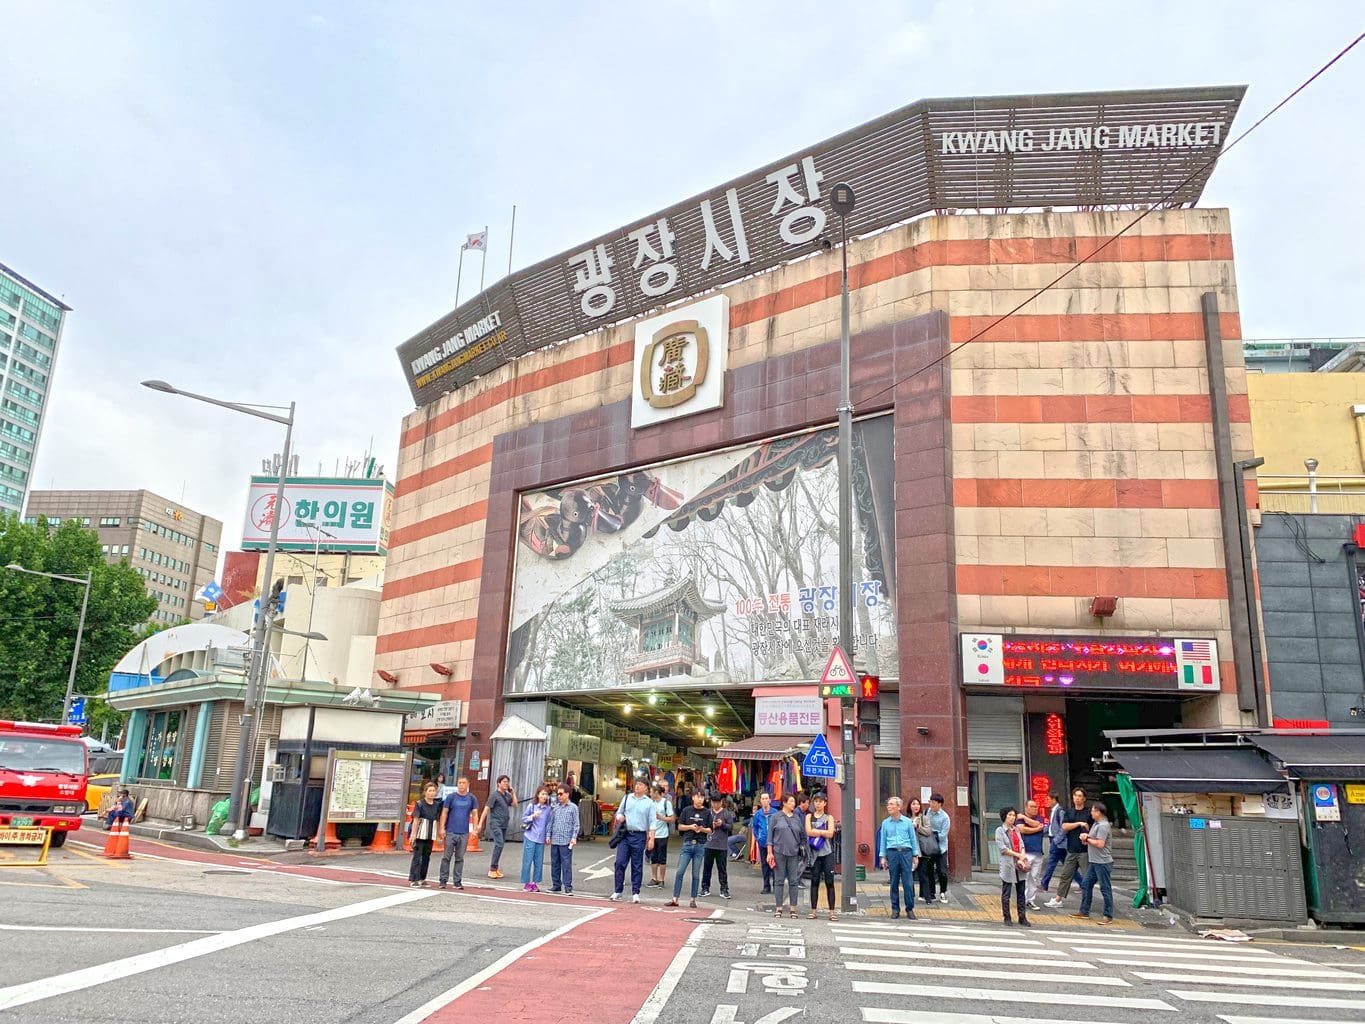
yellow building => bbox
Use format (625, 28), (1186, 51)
(1247, 373), (1365, 513)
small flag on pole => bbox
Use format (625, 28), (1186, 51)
(463, 230), (488, 252)
(197, 580), (224, 605)
(1176, 638), (1217, 690)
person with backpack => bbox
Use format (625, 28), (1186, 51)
(805, 792), (838, 921)
(909, 796), (937, 903)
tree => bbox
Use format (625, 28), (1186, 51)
(0, 515), (157, 726)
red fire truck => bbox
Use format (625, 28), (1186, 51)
(0, 720), (89, 847)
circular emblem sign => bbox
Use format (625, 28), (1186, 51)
(250, 493), (292, 533)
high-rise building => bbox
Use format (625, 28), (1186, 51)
(24, 489), (223, 624)
(0, 262), (69, 518)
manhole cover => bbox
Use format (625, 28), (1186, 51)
(684, 917), (733, 924)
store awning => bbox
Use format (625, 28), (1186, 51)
(1251, 734), (1365, 780)
(491, 714), (548, 742)
(716, 735), (808, 761)
(1112, 748), (1288, 794)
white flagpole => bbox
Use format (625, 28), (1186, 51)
(455, 246), (466, 306)
(478, 224), (488, 293)
(507, 206), (517, 278)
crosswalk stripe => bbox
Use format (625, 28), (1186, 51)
(1031, 929), (1239, 947)
(845, 961), (1129, 986)
(1056, 938), (1282, 957)
(1219, 1016), (1361, 1024)
(863, 1012), (1145, 1024)
(1174, 990), (1365, 1010)
(1134, 972), (1365, 990)
(1099, 958), (1356, 977)
(841, 947), (1099, 969)
(850, 981), (1173, 1010)
(835, 936), (1067, 956)
(1071, 946), (1302, 963)
(829, 933), (1042, 950)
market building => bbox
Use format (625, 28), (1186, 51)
(377, 85), (1267, 876)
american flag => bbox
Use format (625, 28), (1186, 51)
(1178, 639), (1215, 688)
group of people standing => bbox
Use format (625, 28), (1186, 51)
(875, 794), (952, 919)
(994, 787), (1115, 926)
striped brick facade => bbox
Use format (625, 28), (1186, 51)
(381, 208), (1248, 731)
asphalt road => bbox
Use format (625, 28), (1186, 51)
(3, 835), (1364, 1024)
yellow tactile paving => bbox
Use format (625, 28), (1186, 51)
(854, 885), (1144, 929)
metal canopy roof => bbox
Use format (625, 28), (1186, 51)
(1112, 748), (1288, 794)
(716, 735), (809, 762)
(1252, 734), (1365, 780)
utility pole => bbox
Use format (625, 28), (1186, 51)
(831, 181), (858, 911)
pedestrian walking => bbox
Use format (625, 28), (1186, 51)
(666, 790), (711, 908)
(700, 793), (734, 899)
(767, 793), (804, 919)
(806, 792), (838, 921)
(1045, 788), (1090, 908)
(877, 797), (921, 920)
(1017, 797), (1046, 910)
(925, 793), (951, 903)
(479, 774), (518, 879)
(407, 782), (441, 886)
(612, 779), (656, 903)
(547, 784), (579, 894)
(996, 807), (1032, 927)
(1073, 802), (1115, 924)
(752, 792), (775, 894)
(648, 782), (675, 889)
(520, 787), (551, 892)
(436, 776), (479, 890)
(1039, 791), (1067, 892)
(908, 797), (934, 902)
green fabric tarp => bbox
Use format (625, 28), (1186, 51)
(1116, 772), (1149, 909)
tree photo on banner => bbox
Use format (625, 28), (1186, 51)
(505, 417), (897, 693)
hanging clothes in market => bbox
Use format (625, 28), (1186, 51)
(717, 759), (738, 794)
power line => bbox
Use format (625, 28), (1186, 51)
(857, 30), (1365, 408)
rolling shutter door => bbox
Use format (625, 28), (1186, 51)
(967, 713), (1024, 761)
(875, 691), (901, 759)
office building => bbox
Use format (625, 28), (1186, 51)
(25, 489), (223, 623)
(0, 262), (70, 517)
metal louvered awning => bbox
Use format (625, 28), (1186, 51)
(717, 735), (808, 761)
(1112, 749), (1288, 794)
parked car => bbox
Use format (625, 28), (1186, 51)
(84, 751), (124, 816)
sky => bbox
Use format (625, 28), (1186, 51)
(2, 3), (1363, 558)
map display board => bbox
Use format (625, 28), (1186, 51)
(321, 750), (411, 824)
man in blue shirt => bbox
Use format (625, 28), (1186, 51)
(877, 797), (921, 919)
(752, 792), (775, 895)
(612, 779), (656, 903)
(437, 776), (479, 890)
(1039, 791), (1068, 892)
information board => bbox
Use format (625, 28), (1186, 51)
(322, 750), (411, 824)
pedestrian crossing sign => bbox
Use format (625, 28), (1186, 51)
(803, 733), (838, 779)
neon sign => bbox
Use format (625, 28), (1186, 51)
(1044, 713), (1067, 755)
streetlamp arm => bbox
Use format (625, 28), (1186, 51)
(140, 382), (292, 426)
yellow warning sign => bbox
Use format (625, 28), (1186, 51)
(1345, 783), (1365, 805)
(0, 827), (52, 867)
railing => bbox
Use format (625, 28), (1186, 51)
(1258, 474), (1365, 515)
(623, 642), (699, 672)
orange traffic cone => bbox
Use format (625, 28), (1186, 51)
(315, 820), (341, 852)
(105, 820), (131, 860)
(369, 823), (395, 852)
(465, 828), (482, 853)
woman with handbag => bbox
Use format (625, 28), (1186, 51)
(996, 807), (1032, 926)
(408, 782), (442, 886)
(805, 793), (838, 921)
(766, 794), (804, 919)
(910, 797), (937, 902)
(520, 787), (552, 892)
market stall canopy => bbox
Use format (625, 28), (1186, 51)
(1251, 733), (1365, 781)
(716, 735), (808, 761)
(1112, 748), (1288, 794)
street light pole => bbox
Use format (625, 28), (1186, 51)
(5, 564), (93, 724)
(142, 380), (294, 840)
(299, 522), (335, 683)
(830, 181), (858, 911)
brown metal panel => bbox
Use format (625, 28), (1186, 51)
(398, 86), (1245, 406)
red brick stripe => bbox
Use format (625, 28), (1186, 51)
(374, 617), (477, 656)
(381, 559), (483, 601)
(958, 564), (1228, 599)
(387, 500), (488, 549)
(955, 478), (1219, 509)
(949, 311), (1241, 344)
(732, 233), (1234, 328)
(952, 394), (1251, 423)
(394, 443), (494, 499)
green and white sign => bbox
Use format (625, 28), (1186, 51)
(242, 476), (394, 553)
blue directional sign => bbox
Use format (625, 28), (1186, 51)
(802, 733), (838, 779)
(67, 697), (87, 726)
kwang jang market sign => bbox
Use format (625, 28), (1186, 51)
(398, 85), (1244, 407)
(960, 633), (1221, 694)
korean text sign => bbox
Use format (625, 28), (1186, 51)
(242, 477), (394, 553)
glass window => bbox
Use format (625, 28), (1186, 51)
(121, 544), (129, 555)
(99, 516), (120, 527)
(641, 618), (673, 653)
(138, 708), (182, 779)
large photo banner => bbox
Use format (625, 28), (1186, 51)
(505, 417), (897, 694)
